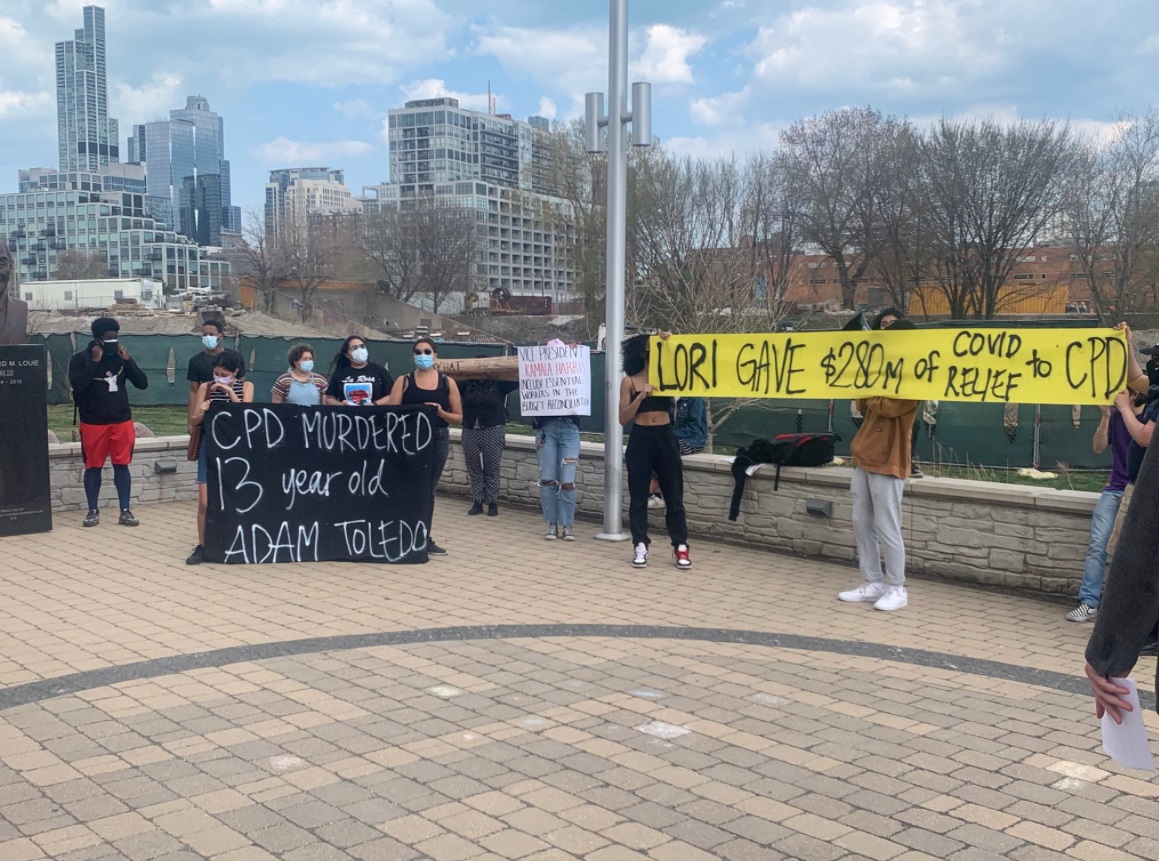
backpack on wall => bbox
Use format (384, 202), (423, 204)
(729, 432), (839, 521)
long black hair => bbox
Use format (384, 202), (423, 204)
(622, 333), (650, 376)
(331, 334), (367, 372)
(871, 307), (905, 330)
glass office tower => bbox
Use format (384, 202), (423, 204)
(56, 6), (120, 172)
(141, 97), (239, 246)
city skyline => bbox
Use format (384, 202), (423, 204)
(1, 1), (1157, 214)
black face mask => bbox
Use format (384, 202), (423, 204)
(1148, 361), (1159, 387)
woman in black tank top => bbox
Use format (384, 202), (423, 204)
(387, 337), (463, 557)
(619, 333), (691, 571)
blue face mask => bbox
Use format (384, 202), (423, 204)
(202, 334), (219, 350)
(299, 360), (315, 373)
(414, 354), (435, 371)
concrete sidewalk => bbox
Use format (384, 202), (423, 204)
(0, 499), (1155, 861)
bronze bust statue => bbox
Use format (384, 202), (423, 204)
(0, 239), (29, 345)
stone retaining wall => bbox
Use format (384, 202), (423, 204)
(48, 433), (1096, 596)
(49, 439), (200, 513)
(437, 434), (1097, 597)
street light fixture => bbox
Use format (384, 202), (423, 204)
(585, 0), (653, 542)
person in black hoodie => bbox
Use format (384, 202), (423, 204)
(459, 363), (519, 517)
(68, 317), (148, 527)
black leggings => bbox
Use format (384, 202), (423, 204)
(627, 424), (687, 548)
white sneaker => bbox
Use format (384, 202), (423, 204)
(647, 494), (665, 509)
(544, 524), (558, 540)
(874, 586), (908, 612)
(838, 582), (886, 603)
(1065, 603), (1097, 622)
(632, 542), (648, 568)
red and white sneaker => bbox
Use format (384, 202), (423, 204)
(674, 544), (692, 569)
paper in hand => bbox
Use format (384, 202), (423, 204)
(1101, 676), (1156, 772)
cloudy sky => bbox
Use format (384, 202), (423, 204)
(1, 0), (1156, 213)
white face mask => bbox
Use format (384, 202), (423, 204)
(213, 374), (233, 385)
(350, 347), (369, 364)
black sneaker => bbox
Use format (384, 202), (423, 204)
(83, 509), (100, 527)
(428, 540), (448, 556)
(1140, 640), (1158, 657)
(118, 509), (139, 527)
(910, 465), (924, 478)
(487, 502), (498, 517)
(186, 544), (205, 565)
(468, 502), (484, 516)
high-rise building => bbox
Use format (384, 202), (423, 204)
(136, 96), (240, 247)
(264, 167), (361, 237)
(362, 180), (575, 306)
(3, 169), (229, 291)
(373, 99), (574, 305)
(386, 98), (557, 195)
(56, 6), (120, 172)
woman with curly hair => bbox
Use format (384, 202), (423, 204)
(618, 333), (691, 570)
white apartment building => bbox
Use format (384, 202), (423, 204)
(264, 167), (361, 237)
(362, 180), (575, 306)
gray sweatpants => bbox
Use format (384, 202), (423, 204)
(851, 467), (906, 586)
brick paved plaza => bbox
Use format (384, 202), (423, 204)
(1, 499), (1158, 861)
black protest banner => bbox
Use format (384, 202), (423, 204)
(203, 403), (436, 564)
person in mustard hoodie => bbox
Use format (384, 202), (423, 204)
(838, 315), (919, 612)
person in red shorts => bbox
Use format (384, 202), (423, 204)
(68, 317), (149, 527)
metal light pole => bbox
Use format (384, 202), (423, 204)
(586, 0), (652, 542)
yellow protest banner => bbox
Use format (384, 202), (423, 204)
(649, 328), (1129, 405)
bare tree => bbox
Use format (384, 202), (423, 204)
(863, 121), (930, 312)
(779, 107), (896, 309)
(280, 215), (335, 322)
(53, 249), (108, 280)
(627, 150), (791, 449)
(360, 208), (423, 304)
(233, 208), (288, 313)
(918, 117), (1076, 318)
(548, 120), (608, 334)
(413, 198), (476, 314)
(1064, 107), (1159, 321)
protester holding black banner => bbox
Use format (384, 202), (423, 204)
(186, 352), (253, 565)
(68, 317), (148, 527)
(187, 320), (246, 430)
(459, 359), (519, 517)
(619, 333), (691, 570)
(388, 337), (462, 556)
(271, 343), (328, 406)
(324, 336), (394, 406)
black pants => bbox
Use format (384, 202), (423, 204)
(627, 424), (688, 548)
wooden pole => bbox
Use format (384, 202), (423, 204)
(434, 355), (519, 381)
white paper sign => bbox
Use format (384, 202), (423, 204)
(1100, 677), (1156, 772)
(518, 344), (592, 417)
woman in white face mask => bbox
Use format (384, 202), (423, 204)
(324, 335), (394, 406)
(272, 343), (328, 405)
(387, 337), (463, 557)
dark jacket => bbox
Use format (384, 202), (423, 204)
(460, 379), (519, 429)
(69, 342), (149, 424)
(674, 397), (707, 449)
(1086, 442), (1159, 709)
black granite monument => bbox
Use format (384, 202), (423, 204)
(0, 344), (52, 536)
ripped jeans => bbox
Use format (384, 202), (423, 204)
(536, 418), (580, 527)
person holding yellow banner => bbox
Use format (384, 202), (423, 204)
(839, 316), (920, 612)
(620, 333), (692, 570)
